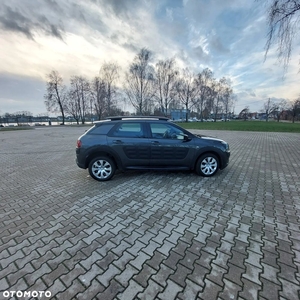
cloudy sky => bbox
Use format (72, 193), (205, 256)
(0, 0), (300, 116)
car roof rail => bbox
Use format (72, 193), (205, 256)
(106, 116), (170, 121)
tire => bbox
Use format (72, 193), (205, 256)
(196, 153), (219, 177)
(88, 157), (116, 181)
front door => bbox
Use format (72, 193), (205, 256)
(148, 122), (194, 168)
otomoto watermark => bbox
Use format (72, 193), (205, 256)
(3, 290), (51, 298)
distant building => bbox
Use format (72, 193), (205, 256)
(170, 109), (190, 120)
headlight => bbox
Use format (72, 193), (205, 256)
(221, 141), (229, 151)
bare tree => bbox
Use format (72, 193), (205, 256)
(69, 76), (91, 124)
(100, 62), (120, 116)
(65, 89), (81, 124)
(274, 99), (288, 121)
(262, 0), (300, 71)
(154, 58), (178, 116)
(44, 70), (67, 124)
(289, 98), (300, 122)
(222, 83), (233, 122)
(174, 68), (197, 122)
(239, 106), (250, 121)
(263, 97), (278, 121)
(14, 111), (33, 125)
(91, 77), (106, 120)
(194, 68), (214, 121)
(124, 48), (155, 115)
(212, 77), (228, 122)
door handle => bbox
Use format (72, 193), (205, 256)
(151, 141), (160, 144)
(113, 140), (123, 144)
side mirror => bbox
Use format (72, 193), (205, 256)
(183, 134), (191, 141)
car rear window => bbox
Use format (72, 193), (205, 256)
(110, 122), (144, 137)
(89, 124), (115, 135)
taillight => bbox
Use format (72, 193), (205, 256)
(76, 140), (82, 148)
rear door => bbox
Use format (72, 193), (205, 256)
(106, 121), (150, 168)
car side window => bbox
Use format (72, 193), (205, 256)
(150, 123), (184, 140)
(111, 122), (144, 138)
(89, 124), (115, 135)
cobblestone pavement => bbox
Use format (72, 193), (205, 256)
(0, 126), (299, 300)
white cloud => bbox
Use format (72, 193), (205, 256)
(0, 0), (299, 115)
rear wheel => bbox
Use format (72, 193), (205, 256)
(196, 153), (219, 177)
(88, 157), (116, 181)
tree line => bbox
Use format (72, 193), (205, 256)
(238, 97), (300, 123)
(44, 48), (235, 124)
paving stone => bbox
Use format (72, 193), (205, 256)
(169, 264), (191, 288)
(117, 279), (144, 300)
(177, 278), (202, 300)
(126, 240), (146, 257)
(146, 251), (167, 271)
(45, 278), (67, 298)
(15, 250), (40, 269)
(7, 262), (35, 286)
(97, 264), (122, 288)
(224, 263), (244, 287)
(94, 279), (124, 300)
(78, 263), (104, 287)
(157, 240), (175, 256)
(229, 250), (247, 270)
(55, 278), (86, 299)
(0, 277), (9, 291)
(196, 250), (215, 270)
(6, 277), (29, 294)
(97, 252), (119, 270)
(218, 278), (242, 300)
(58, 264), (87, 288)
(172, 241), (190, 257)
(258, 278), (282, 300)
(133, 263), (157, 288)
(0, 250), (25, 269)
(197, 278), (223, 300)
(242, 262), (262, 286)
(42, 263), (69, 287)
(78, 239), (102, 258)
(112, 251), (135, 271)
(212, 250), (231, 270)
(187, 262), (209, 287)
(152, 263), (175, 287)
(137, 279), (164, 300)
(115, 264), (139, 287)
(277, 262), (298, 284)
(1, 128), (300, 300)
(239, 277), (261, 300)
(76, 278), (106, 300)
(279, 278), (300, 300)
(245, 249), (263, 268)
(260, 263), (280, 284)
(163, 250), (183, 271)
(179, 250), (199, 271)
(205, 263), (227, 288)
(63, 250), (87, 271)
(277, 249), (296, 267)
(157, 279), (183, 300)
(129, 252), (151, 270)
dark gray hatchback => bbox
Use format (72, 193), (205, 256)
(76, 116), (230, 181)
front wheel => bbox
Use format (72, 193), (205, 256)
(196, 153), (219, 177)
(88, 157), (116, 181)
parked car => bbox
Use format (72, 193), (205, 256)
(76, 116), (230, 181)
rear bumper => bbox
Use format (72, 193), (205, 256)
(76, 158), (86, 169)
